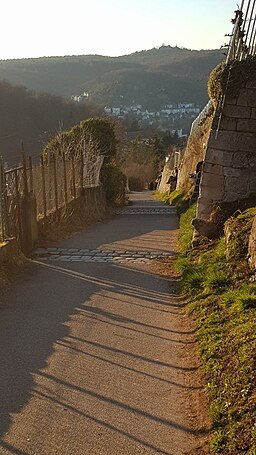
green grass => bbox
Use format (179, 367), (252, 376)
(154, 189), (183, 204)
(155, 189), (194, 216)
(177, 205), (256, 455)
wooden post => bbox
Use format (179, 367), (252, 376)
(40, 155), (47, 218)
(53, 155), (59, 212)
(71, 155), (76, 199)
(3, 168), (9, 237)
(80, 150), (84, 195)
(62, 153), (68, 206)
(0, 159), (4, 241)
(28, 156), (33, 192)
(14, 169), (23, 241)
(22, 152), (29, 197)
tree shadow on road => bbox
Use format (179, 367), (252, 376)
(0, 258), (210, 454)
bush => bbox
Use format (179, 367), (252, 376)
(101, 163), (126, 206)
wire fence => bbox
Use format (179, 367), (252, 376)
(0, 150), (104, 244)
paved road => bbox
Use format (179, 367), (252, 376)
(0, 192), (211, 455)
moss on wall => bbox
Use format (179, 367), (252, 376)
(208, 57), (256, 108)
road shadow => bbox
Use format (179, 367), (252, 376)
(51, 198), (179, 253)
(0, 255), (209, 453)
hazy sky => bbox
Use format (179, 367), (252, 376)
(1, 0), (239, 60)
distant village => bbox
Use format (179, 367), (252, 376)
(103, 102), (200, 122)
(71, 93), (201, 138)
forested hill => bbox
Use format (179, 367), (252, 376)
(0, 81), (100, 166)
(0, 46), (223, 109)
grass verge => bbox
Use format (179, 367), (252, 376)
(154, 189), (193, 216)
(177, 206), (256, 455)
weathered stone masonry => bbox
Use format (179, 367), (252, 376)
(197, 80), (256, 221)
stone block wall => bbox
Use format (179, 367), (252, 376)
(197, 80), (256, 221)
(176, 115), (213, 191)
(157, 161), (173, 194)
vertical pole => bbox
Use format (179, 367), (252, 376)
(40, 155), (47, 218)
(80, 149), (84, 195)
(22, 152), (28, 197)
(62, 153), (68, 206)
(28, 156), (33, 192)
(3, 169), (9, 238)
(71, 155), (76, 199)
(53, 155), (59, 212)
(14, 169), (23, 242)
(0, 158), (4, 241)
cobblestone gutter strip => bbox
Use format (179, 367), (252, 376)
(34, 247), (175, 263)
(115, 208), (176, 215)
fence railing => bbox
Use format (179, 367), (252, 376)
(0, 150), (104, 244)
(226, 0), (256, 62)
(188, 1), (256, 142)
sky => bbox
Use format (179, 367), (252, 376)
(0, 0), (240, 60)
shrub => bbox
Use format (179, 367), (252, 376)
(101, 163), (126, 206)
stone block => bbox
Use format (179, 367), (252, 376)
(237, 88), (256, 106)
(237, 118), (256, 133)
(219, 117), (237, 131)
(237, 132), (256, 152)
(232, 152), (249, 168)
(224, 191), (245, 201)
(225, 176), (248, 194)
(201, 175), (225, 200)
(250, 108), (256, 119)
(223, 104), (251, 118)
(248, 155), (256, 167)
(197, 196), (212, 211)
(205, 148), (233, 167)
(225, 96), (237, 105)
(202, 172), (225, 187)
(203, 163), (223, 175)
(246, 80), (256, 88)
(208, 130), (239, 152)
(223, 166), (242, 177)
(249, 182), (256, 192)
(197, 197), (213, 218)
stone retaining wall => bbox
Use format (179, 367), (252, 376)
(197, 80), (256, 221)
(157, 163), (173, 194)
(177, 115), (212, 191)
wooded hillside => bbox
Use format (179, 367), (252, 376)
(0, 81), (100, 166)
(0, 46), (223, 109)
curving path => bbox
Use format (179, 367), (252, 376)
(0, 192), (211, 455)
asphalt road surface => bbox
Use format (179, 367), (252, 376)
(0, 192), (211, 455)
